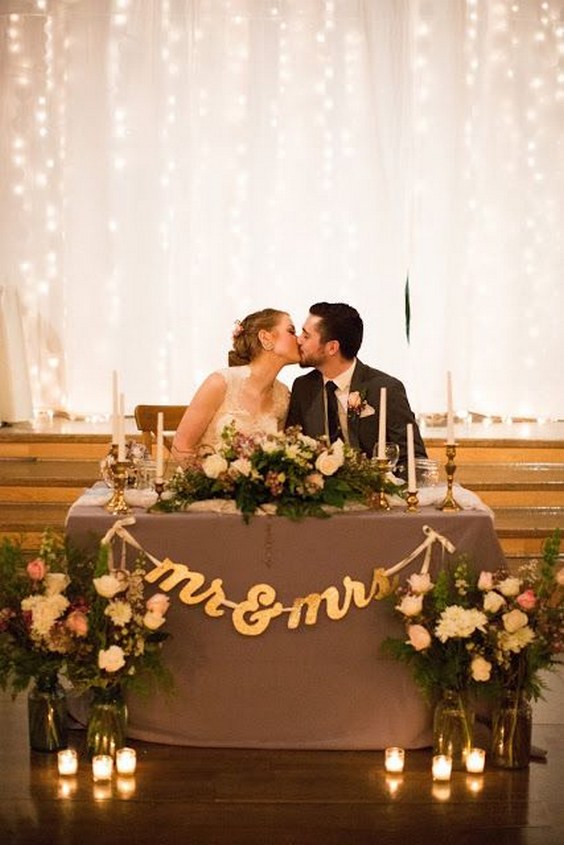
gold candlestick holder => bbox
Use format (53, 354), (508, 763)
(105, 460), (130, 515)
(405, 490), (419, 512)
(370, 458), (391, 511)
(154, 479), (165, 500)
(437, 444), (462, 511)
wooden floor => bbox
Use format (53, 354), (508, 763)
(0, 691), (562, 845)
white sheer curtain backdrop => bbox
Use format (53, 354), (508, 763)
(0, 0), (562, 420)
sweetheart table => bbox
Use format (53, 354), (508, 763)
(65, 495), (506, 750)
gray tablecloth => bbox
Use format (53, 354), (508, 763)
(65, 502), (506, 749)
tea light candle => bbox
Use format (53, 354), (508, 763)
(57, 748), (78, 776)
(92, 754), (113, 781)
(465, 747), (486, 773)
(432, 754), (452, 781)
(116, 747), (137, 775)
(377, 387), (387, 459)
(384, 747), (405, 773)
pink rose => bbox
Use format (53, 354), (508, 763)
(477, 571), (493, 591)
(66, 610), (89, 637)
(146, 593), (170, 615)
(406, 624), (432, 651)
(27, 558), (46, 581)
(516, 589), (537, 611)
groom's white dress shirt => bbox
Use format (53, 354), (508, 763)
(322, 359), (356, 445)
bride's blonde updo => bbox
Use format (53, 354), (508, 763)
(228, 308), (287, 366)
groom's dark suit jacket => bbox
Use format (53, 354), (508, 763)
(285, 359), (427, 470)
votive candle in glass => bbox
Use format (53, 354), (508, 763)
(432, 754), (452, 781)
(116, 747), (137, 775)
(384, 747), (405, 773)
(57, 748), (78, 776)
(92, 754), (113, 782)
(465, 747), (486, 773)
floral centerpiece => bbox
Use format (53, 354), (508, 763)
(383, 530), (563, 768)
(155, 423), (403, 520)
(0, 530), (173, 755)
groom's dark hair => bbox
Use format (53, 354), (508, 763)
(309, 302), (363, 360)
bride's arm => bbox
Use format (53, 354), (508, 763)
(171, 373), (227, 465)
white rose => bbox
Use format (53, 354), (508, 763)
(406, 624), (431, 651)
(471, 656), (492, 682)
(396, 594), (423, 617)
(143, 610), (166, 631)
(477, 571), (494, 591)
(497, 577), (521, 597)
(202, 453), (228, 479)
(502, 608), (529, 634)
(407, 573), (434, 594)
(98, 645), (126, 673)
(315, 449), (344, 476)
(93, 574), (125, 599)
(483, 591), (506, 614)
(44, 572), (70, 595)
(230, 457), (252, 477)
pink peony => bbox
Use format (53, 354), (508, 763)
(66, 609), (88, 636)
(26, 558), (46, 581)
(516, 589), (537, 611)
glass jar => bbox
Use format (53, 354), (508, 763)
(28, 674), (68, 752)
(86, 684), (128, 758)
(491, 690), (532, 769)
(433, 688), (474, 770)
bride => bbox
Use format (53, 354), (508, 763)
(171, 308), (300, 465)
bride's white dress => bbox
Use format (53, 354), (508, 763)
(199, 366), (290, 450)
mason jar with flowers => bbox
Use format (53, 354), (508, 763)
(0, 532), (89, 751)
(64, 544), (173, 758)
(470, 531), (563, 768)
(383, 560), (493, 769)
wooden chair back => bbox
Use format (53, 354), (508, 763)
(134, 404), (187, 452)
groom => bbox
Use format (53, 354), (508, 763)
(285, 302), (427, 471)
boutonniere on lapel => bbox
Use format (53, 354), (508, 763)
(347, 390), (375, 419)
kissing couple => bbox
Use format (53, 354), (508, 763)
(172, 302), (427, 474)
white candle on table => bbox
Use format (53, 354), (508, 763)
(384, 747), (405, 773)
(377, 387), (387, 459)
(407, 423), (416, 492)
(156, 411), (164, 482)
(111, 370), (119, 445)
(58, 749), (78, 776)
(92, 755), (113, 781)
(465, 747), (486, 773)
(432, 754), (452, 781)
(116, 747), (137, 775)
(117, 393), (126, 462)
(446, 371), (455, 445)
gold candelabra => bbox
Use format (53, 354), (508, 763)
(437, 444), (462, 511)
(405, 489), (419, 512)
(105, 460), (130, 515)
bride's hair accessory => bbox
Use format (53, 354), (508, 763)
(232, 320), (244, 339)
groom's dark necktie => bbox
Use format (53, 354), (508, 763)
(325, 381), (342, 443)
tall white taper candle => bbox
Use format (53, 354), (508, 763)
(156, 411), (164, 482)
(112, 370), (119, 445)
(407, 423), (416, 492)
(446, 371), (455, 445)
(377, 387), (387, 459)
(117, 393), (126, 462)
